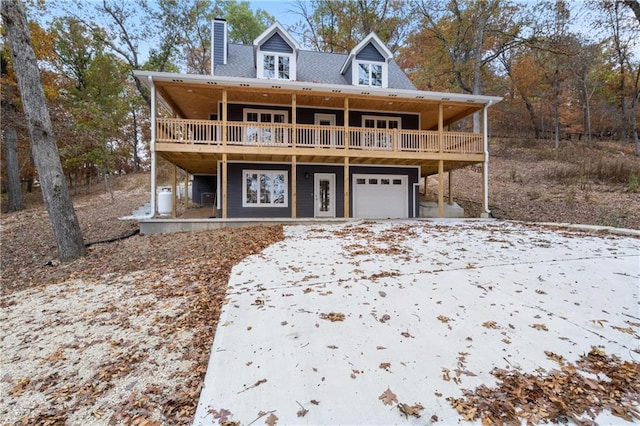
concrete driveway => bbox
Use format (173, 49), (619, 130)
(193, 220), (639, 425)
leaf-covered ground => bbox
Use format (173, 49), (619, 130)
(1, 178), (284, 424)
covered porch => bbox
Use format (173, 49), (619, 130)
(135, 70), (500, 221)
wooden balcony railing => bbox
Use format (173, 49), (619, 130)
(155, 118), (483, 154)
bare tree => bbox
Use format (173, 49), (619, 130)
(624, 0), (640, 22)
(1, 0), (86, 261)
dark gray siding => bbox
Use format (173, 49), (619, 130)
(193, 175), (217, 205)
(349, 166), (419, 218)
(221, 103), (417, 130)
(222, 161), (417, 218)
(225, 163), (292, 218)
(356, 42), (385, 62)
(212, 20), (226, 66)
(296, 165), (345, 218)
(349, 111), (419, 130)
(262, 33), (293, 53)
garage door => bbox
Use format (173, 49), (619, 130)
(353, 174), (408, 218)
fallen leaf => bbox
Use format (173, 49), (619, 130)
(531, 323), (548, 331)
(378, 387), (398, 406)
(379, 362), (391, 371)
(398, 402), (424, 418)
(265, 413), (278, 426)
(319, 312), (345, 322)
(482, 321), (498, 329)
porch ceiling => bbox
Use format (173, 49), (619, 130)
(150, 78), (491, 131)
(157, 151), (481, 177)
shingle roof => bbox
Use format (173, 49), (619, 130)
(213, 44), (416, 91)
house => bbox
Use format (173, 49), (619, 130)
(133, 20), (502, 224)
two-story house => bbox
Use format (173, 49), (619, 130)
(134, 20), (501, 225)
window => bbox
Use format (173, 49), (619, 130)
(243, 170), (288, 207)
(362, 115), (401, 149)
(358, 62), (383, 87)
(244, 109), (289, 144)
(261, 53), (292, 80)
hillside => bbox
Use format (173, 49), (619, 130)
(426, 139), (640, 230)
(1, 139), (638, 424)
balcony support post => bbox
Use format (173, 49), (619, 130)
(344, 156), (349, 218)
(344, 97), (349, 150)
(438, 160), (444, 218)
(172, 164), (177, 218)
(438, 103), (444, 153)
(292, 94), (297, 148)
(481, 103), (491, 218)
(222, 153), (228, 219)
(448, 171), (453, 205)
(222, 89), (228, 147)
(291, 155), (297, 218)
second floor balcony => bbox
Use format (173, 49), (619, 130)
(155, 118), (484, 157)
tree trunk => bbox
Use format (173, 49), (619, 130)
(2, 0), (86, 261)
(582, 79), (592, 148)
(553, 67), (560, 149)
(4, 84), (24, 212)
(4, 127), (24, 212)
(521, 94), (540, 139)
(131, 105), (140, 173)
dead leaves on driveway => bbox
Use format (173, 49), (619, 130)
(449, 348), (640, 425)
(319, 312), (345, 322)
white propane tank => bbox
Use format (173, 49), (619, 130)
(157, 188), (172, 216)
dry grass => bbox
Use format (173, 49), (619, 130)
(427, 138), (640, 229)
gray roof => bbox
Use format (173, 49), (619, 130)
(213, 44), (416, 91)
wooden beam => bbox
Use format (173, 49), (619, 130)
(291, 155), (297, 218)
(222, 89), (227, 147)
(292, 93), (297, 148)
(172, 164), (177, 218)
(438, 103), (444, 154)
(222, 153), (228, 218)
(344, 156), (350, 218)
(448, 170), (453, 205)
(438, 159), (444, 218)
(344, 97), (349, 150)
(184, 171), (189, 205)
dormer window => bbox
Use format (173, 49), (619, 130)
(254, 22), (299, 81)
(357, 61), (383, 87)
(262, 53), (291, 80)
(341, 33), (393, 89)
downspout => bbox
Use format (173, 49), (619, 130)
(138, 75), (157, 219)
(482, 100), (493, 217)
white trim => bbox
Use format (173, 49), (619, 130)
(133, 70), (503, 106)
(361, 115), (401, 129)
(352, 173), (408, 219)
(253, 22), (300, 51)
(314, 113), (337, 146)
(340, 32), (393, 75)
(242, 169), (289, 208)
(353, 59), (388, 88)
(257, 51), (296, 81)
(243, 108), (290, 144)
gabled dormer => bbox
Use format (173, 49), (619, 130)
(340, 33), (393, 88)
(254, 22), (299, 81)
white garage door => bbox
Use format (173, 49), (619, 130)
(353, 174), (408, 219)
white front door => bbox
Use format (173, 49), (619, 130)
(314, 173), (336, 217)
(314, 113), (336, 147)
